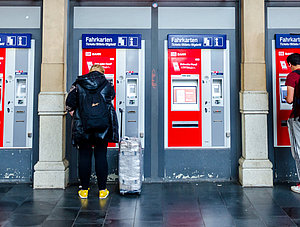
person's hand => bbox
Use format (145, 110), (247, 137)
(69, 110), (74, 117)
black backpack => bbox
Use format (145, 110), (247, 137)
(293, 70), (300, 118)
(77, 84), (110, 133)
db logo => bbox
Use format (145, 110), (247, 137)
(170, 52), (177, 57)
(278, 52), (284, 56)
(85, 52), (91, 56)
(87, 61), (93, 69)
(280, 61), (288, 70)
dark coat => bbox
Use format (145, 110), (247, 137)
(66, 71), (119, 146)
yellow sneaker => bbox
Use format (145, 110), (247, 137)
(99, 189), (109, 199)
(78, 189), (89, 199)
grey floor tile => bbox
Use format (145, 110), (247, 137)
(227, 206), (259, 219)
(291, 219), (300, 226)
(203, 216), (235, 227)
(73, 224), (102, 227)
(255, 204), (287, 217)
(200, 206), (231, 217)
(42, 220), (74, 227)
(27, 189), (64, 202)
(106, 207), (135, 220)
(1, 182), (300, 227)
(234, 219), (266, 227)
(283, 207), (300, 219)
(1, 195), (30, 205)
(0, 186), (13, 193)
(136, 199), (163, 209)
(262, 216), (297, 227)
(109, 195), (137, 208)
(6, 213), (47, 226)
(103, 219), (134, 227)
(162, 200), (199, 212)
(135, 207), (163, 222)
(0, 201), (19, 212)
(198, 195), (225, 207)
(222, 194), (253, 208)
(80, 198), (111, 211)
(13, 200), (56, 215)
(56, 197), (84, 208)
(0, 211), (11, 224)
(46, 207), (80, 220)
(134, 220), (163, 227)
(75, 210), (105, 224)
(163, 211), (204, 226)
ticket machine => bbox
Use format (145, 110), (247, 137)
(0, 33), (34, 148)
(79, 34), (145, 147)
(273, 34), (300, 147)
(164, 34), (230, 148)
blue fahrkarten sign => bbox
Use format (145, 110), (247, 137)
(275, 34), (300, 49)
(168, 34), (227, 49)
(82, 34), (142, 49)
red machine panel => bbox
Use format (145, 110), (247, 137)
(168, 49), (202, 147)
(82, 49), (117, 147)
(275, 48), (300, 146)
(0, 48), (5, 147)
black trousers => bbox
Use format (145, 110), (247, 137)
(78, 140), (108, 190)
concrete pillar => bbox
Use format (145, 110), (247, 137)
(33, 0), (69, 188)
(239, 0), (273, 186)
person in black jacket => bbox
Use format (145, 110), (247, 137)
(66, 64), (119, 199)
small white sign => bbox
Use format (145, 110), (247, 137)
(214, 37), (223, 47)
(118, 37), (127, 46)
(203, 37), (212, 47)
(7, 36), (16, 46)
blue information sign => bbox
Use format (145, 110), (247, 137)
(275, 34), (300, 49)
(82, 34), (142, 49)
(0, 33), (31, 48)
(168, 34), (227, 49)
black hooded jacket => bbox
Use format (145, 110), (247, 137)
(66, 71), (119, 146)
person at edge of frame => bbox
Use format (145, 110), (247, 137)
(66, 64), (119, 199)
(285, 53), (300, 193)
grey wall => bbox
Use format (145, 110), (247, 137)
(68, 1), (240, 183)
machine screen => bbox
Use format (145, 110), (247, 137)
(280, 86), (287, 103)
(173, 86), (197, 104)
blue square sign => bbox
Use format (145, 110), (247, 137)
(214, 37), (223, 47)
(0, 33), (31, 48)
(17, 36), (28, 47)
(7, 36), (16, 46)
(128, 37), (138, 47)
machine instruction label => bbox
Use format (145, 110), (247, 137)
(168, 34), (226, 49)
(0, 33), (31, 48)
(82, 34), (141, 49)
(276, 34), (300, 48)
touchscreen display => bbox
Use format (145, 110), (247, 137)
(173, 86), (197, 104)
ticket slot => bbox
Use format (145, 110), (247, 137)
(172, 121), (199, 128)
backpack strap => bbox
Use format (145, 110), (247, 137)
(292, 70), (300, 119)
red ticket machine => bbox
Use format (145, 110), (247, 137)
(82, 48), (117, 106)
(165, 34), (230, 148)
(273, 34), (300, 147)
(0, 48), (5, 147)
(0, 34), (34, 148)
(80, 34), (145, 148)
(167, 49), (202, 147)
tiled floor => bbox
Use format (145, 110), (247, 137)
(0, 182), (300, 226)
